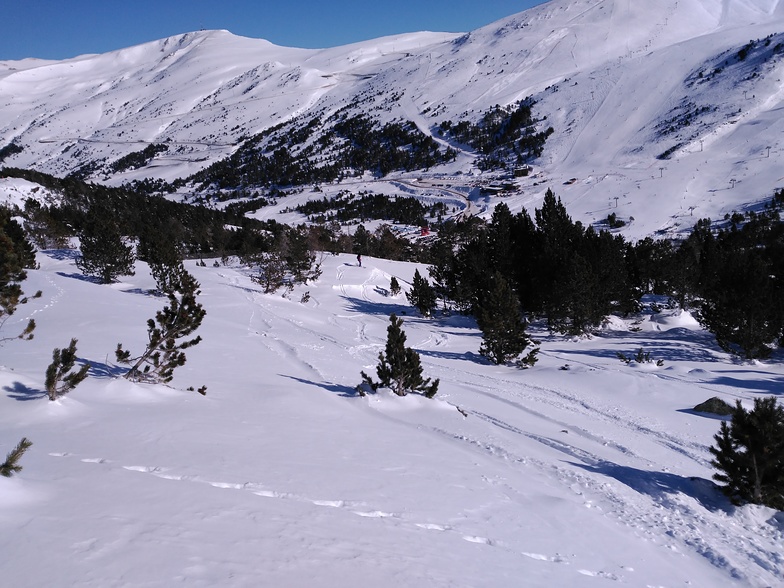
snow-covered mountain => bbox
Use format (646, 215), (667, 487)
(4, 0), (784, 238)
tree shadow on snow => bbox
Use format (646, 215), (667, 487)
(340, 296), (412, 318)
(4, 381), (46, 401)
(705, 374), (784, 396)
(280, 375), (359, 398)
(87, 359), (127, 379)
(120, 288), (164, 297)
(55, 271), (104, 284)
(225, 282), (265, 296)
(549, 339), (720, 364)
(569, 460), (731, 513)
(43, 249), (79, 261)
(417, 348), (487, 364)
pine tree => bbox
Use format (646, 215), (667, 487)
(389, 276), (401, 296)
(45, 338), (90, 401)
(23, 199), (70, 250)
(0, 437), (32, 478)
(698, 244), (781, 359)
(709, 397), (784, 509)
(278, 228), (320, 284)
(352, 224), (372, 257)
(249, 252), (287, 293)
(0, 207), (39, 344)
(76, 208), (135, 284)
(138, 224), (184, 294)
(117, 265), (205, 384)
(406, 269), (437, 317)
(477, 273), (533, 364)
(360, 314), (439, 398)
(487, 202), (515, 277)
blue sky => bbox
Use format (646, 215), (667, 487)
(2, 1), (548, 60)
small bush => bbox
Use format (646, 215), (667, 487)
(45, 339), (90, 401)
(617, 348), (663, 366)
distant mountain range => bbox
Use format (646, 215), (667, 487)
(3, 0), (784, 239)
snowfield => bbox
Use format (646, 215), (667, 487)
(1, 251), (782, 587)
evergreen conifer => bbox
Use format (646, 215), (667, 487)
(406, 269), (437, 317)
(389, 276), (401, 296)
(76, 207), (135, 284)
(477, 273), (533, 364)
(0, 207), (39, 344)
(710, 397), (784, 509)
(360, 314), (439, 398)
(0, 437), (32, 478)
(45, 338), (90, 401)
(117, 265), (205, 384)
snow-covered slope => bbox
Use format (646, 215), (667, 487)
(3, 4), (784, 586)
(1, 251), (782, 587)
(4, 0), (784, 239)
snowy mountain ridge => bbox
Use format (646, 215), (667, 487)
(4, 1), (784, 240)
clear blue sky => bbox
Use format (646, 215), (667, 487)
(2, 1), (549, 60)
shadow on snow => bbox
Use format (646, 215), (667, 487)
(570, 460), (731, 513)
(280, 375), (359, 398)
(3, 381), (47, 401)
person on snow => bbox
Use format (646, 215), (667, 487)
(357, 254), (362, 267)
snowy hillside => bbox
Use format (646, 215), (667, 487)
(1, 250), (783, 587)
(3, 1), (784, 239)
(2, 4), (784, 584)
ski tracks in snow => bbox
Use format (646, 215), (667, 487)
(419, 372), (783, 586)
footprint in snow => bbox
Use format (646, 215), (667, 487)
(578, 569), (620, 581)
(522, 552), (570, 564)
(353, 510), (398, 518)
(415, 523), (450, 531)
(312, 500), (346, 508)
(463, 535), (493, 545)
(209, 482), (247, 490)
(253, 490), (297, 500)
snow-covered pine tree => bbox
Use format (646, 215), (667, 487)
(360, 313), (438, 398)
(710, 397), (784, 509)
(45, 338), (90, 400)
(117, 264), (205, 384)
